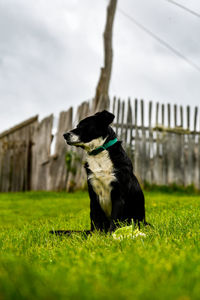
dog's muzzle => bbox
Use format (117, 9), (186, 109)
(63, 132), (80, 145)
(63, 132), (71, 141)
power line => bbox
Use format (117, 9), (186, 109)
(165, 0), (200, 19)
(118, 7), (200, 73)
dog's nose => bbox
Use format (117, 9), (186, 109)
(63, 132), (71, 140)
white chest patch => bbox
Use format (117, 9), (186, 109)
(87, 151), (116, 217)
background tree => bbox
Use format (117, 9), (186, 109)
(93, 0), (118, 112)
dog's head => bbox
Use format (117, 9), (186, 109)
(63, 110), (115, 151)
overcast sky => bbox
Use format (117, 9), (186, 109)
(0, 0), (200, 132)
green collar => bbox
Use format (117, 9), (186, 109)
(88, 138), (118, 156)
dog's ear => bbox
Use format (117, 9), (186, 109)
(96, 110), (115, 126)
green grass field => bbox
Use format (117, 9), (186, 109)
(0, 190), (200, 300)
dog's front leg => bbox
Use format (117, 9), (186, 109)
(109, 201), (124, 232)
(88, 181), (110, 232)
(109, 190), (124, 233)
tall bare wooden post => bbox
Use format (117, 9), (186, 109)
(93, 0), (117, 113)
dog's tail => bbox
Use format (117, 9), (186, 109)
(49, 230), (91, 236)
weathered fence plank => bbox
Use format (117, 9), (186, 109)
(112, 96), (116, 115)
(0, 116), (38, 192)
(167, 103), (171, 128)
(49, 108), (73, 191)
(32, 115), (53, 190)
(187, 106), (190, 130)
(139, 99), (146, 183)
(174, 104), (177, 127)
(180, 106), (183, 127)
(134, 99), (140, 179)
(126, 98), (133, 158)
(116, 98), (121, 137)
(73, 101), (90, 190)
(147, 101), (153, 184)
(120, 100), (125, 141)
(154, 102), (162, 185)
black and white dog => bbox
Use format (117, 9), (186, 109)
(53, 110), (148, 235)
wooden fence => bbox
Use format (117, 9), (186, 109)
(112, 98), (200, 188)
(0, 98), (200, 192)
